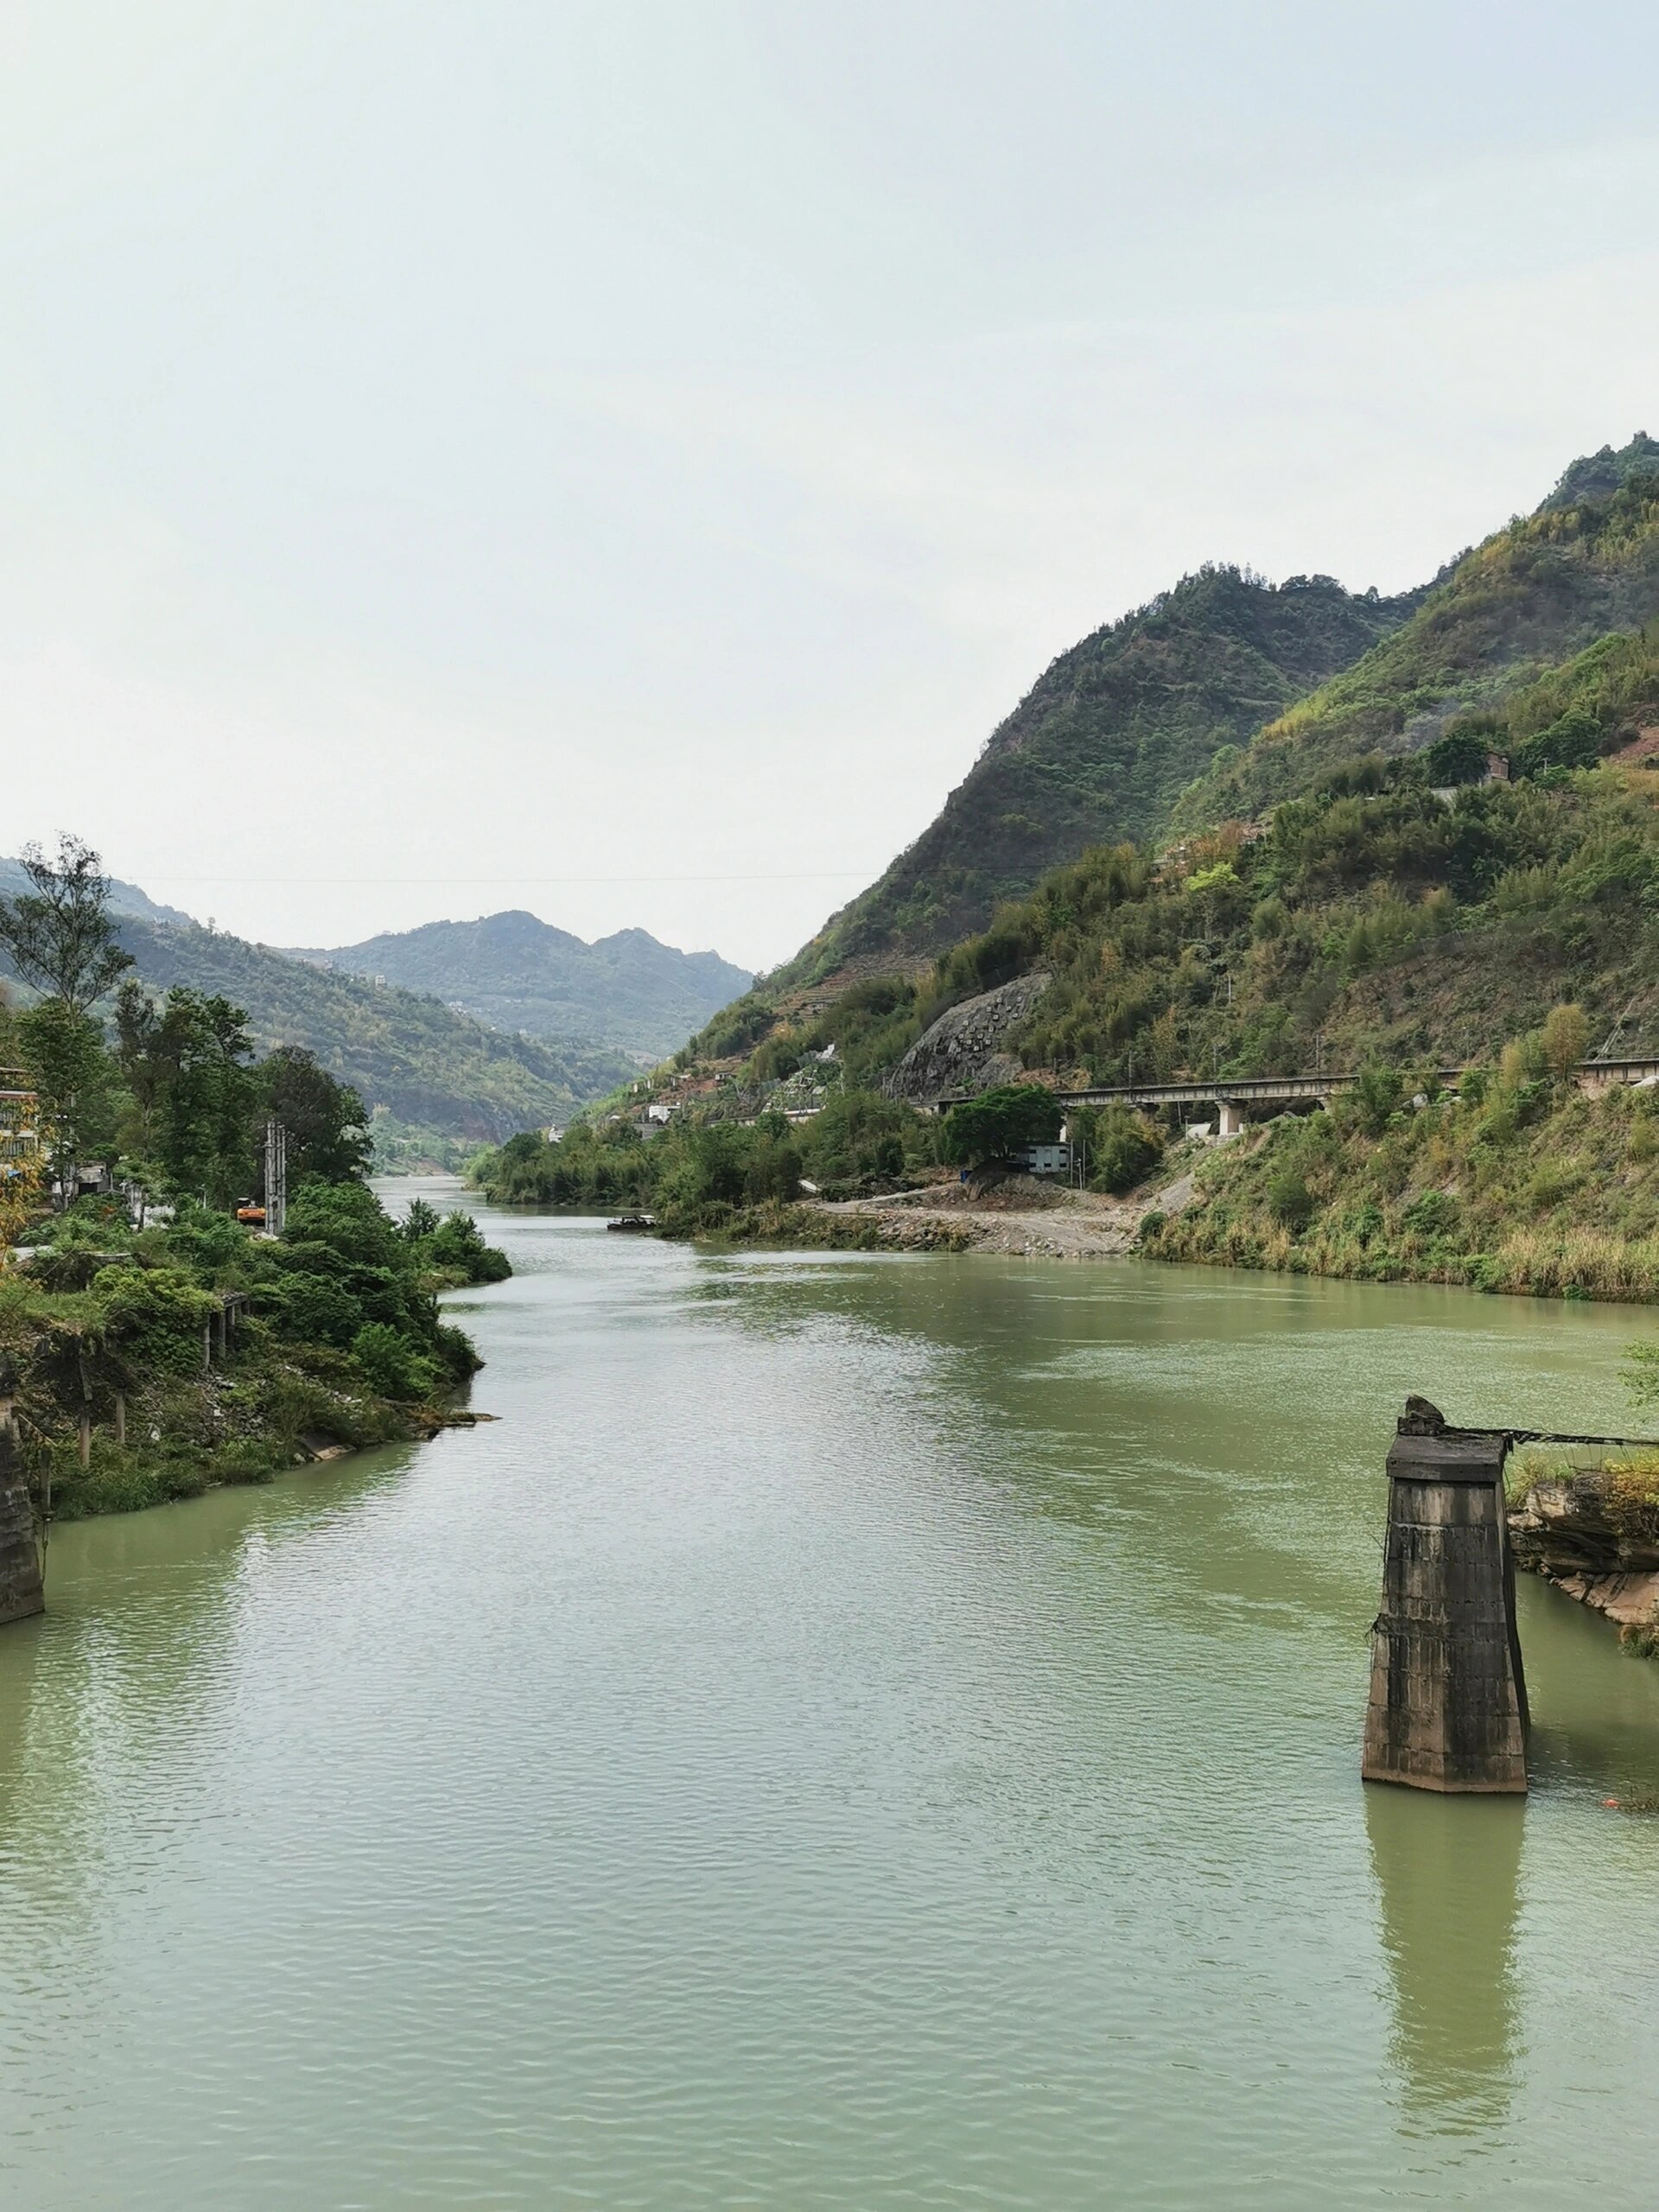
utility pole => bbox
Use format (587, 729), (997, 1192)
(264, 1118), (288, 1236)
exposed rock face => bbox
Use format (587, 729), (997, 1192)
(1508, 1473), (1659, 1630)
(0, 1421), (44, 1627)
(885, 973), (1051, 1103)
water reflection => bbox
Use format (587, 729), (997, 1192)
(1366, 1784), (1523, 2133)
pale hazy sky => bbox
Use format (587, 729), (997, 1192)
(3, 1), (1657, 971)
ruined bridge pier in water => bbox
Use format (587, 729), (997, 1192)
(1363, 1402), (1529, 1795)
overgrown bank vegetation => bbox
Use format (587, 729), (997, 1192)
(1, 839), (510, 1521)
(3, 1184), (505, 1520)
(1147, 1015), (1659, 1300)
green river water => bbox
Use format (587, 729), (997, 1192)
(3, 1179), (1659, 2209)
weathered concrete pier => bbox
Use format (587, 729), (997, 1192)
(1363, 1399), (1529, 1794)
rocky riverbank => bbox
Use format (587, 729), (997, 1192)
(1509, 1452), (1659, 1652)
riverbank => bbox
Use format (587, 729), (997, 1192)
(1509, 1446), (1659, 1653)
(0, 1180), (509, 1522)
(1147, 1074), (1659, 1302)
(798, 1171), (1196, 1258)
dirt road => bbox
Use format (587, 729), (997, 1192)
(810, 1169), (1198, 1260)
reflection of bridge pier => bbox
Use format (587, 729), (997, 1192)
(1366, 1783), (1523, 2129)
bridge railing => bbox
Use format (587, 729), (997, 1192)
(925, 1057), (1659, 1116)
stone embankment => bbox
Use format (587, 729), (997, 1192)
(1509, 1463), (1659, 1640)
(810, 1165), (1198, 1260)
(0, 1414), (44, 1627)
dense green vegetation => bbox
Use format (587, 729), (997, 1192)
(702, 609), (1659, 1108)
(109, 915), (639, 1147)
(784, 565), (1419, 976)
(1, 842), (511, 1519)
(1174, 440), (1659, 832)
(287, 911), (751, 1059)
(1147, 1020), (1659, 1300)
(498, 438), (1659, 1305)
(3, 1180), (502, 1520)
(472, 1088), (944, 1232)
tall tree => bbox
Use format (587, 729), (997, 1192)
(151, 990), (258, 1206)
(17, 999), (112, 1206)
(260, 1046), (372, 1185)
(0, 837), (133, 1017)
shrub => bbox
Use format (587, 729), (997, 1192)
(1604, 1454), (1659, 1546)
(1088, 1105), (1163, 1194)
(92, 1264), (217, 1371)
(1402, 1191), (1459, 1239)
(1268, 1167), (1315, 1233)
(423, 1211), (512, 1285)
(1347, 1064), (1402, 1137)
(351, 1322), (437, 1402)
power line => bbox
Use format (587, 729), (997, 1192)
(140, 871), (874, 887)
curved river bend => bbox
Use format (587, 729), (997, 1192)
(3, 1181), (1659, 2209)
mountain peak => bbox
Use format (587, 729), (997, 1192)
(1538, 432), (1659, 512)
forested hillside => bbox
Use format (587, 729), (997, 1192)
(705, 618), (1659, 1098)
(110, 918), (639, 1141)
(785, 564), (1421, 979)
(1174, 435), (1659, 831)
(287, 910), (750, 1058)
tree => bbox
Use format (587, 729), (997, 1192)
(1084, 1103), (1163, 1194)
(111, 980), (168, 1159)
(0, 837), (133, 1016)
(940, 1084), (1062, 1167)
(148, 990), (257, 1206)
(1422, 726), (1491, 787)
(261, 1046), (372, 1185)
(1540, 1002), (1590, 1083)
(17, 998), (112, 1205)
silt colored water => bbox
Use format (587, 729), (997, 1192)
(3, 1181), (1659, 2207)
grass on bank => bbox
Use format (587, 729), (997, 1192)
(1147, 1035), (1659, 1300)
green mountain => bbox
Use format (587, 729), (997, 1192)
(0, 855), (193, 929)
(283, 911), (751, 1059)
(784, 564), (1422, 979)
(111, 917), (639, 1142)
(678, 433), (1659, 1101)
(1174, 434), (1659, 832)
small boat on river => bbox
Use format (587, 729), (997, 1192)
(606, 1214), (656, 1232)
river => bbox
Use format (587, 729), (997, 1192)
(3, 1179), (1659, 2208)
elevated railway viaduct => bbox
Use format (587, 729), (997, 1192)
(927, 1058), (1659, 1135)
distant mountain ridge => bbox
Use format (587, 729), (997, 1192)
(283, 911), (752, 1058)
(2, 865), (645, 1142)
(0, 855), (193, 930)
(110, 917), (640, 1142)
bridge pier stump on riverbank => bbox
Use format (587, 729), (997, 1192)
(1363, 1402), (1528, 1794)
(0, 1374), (44, 1627)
